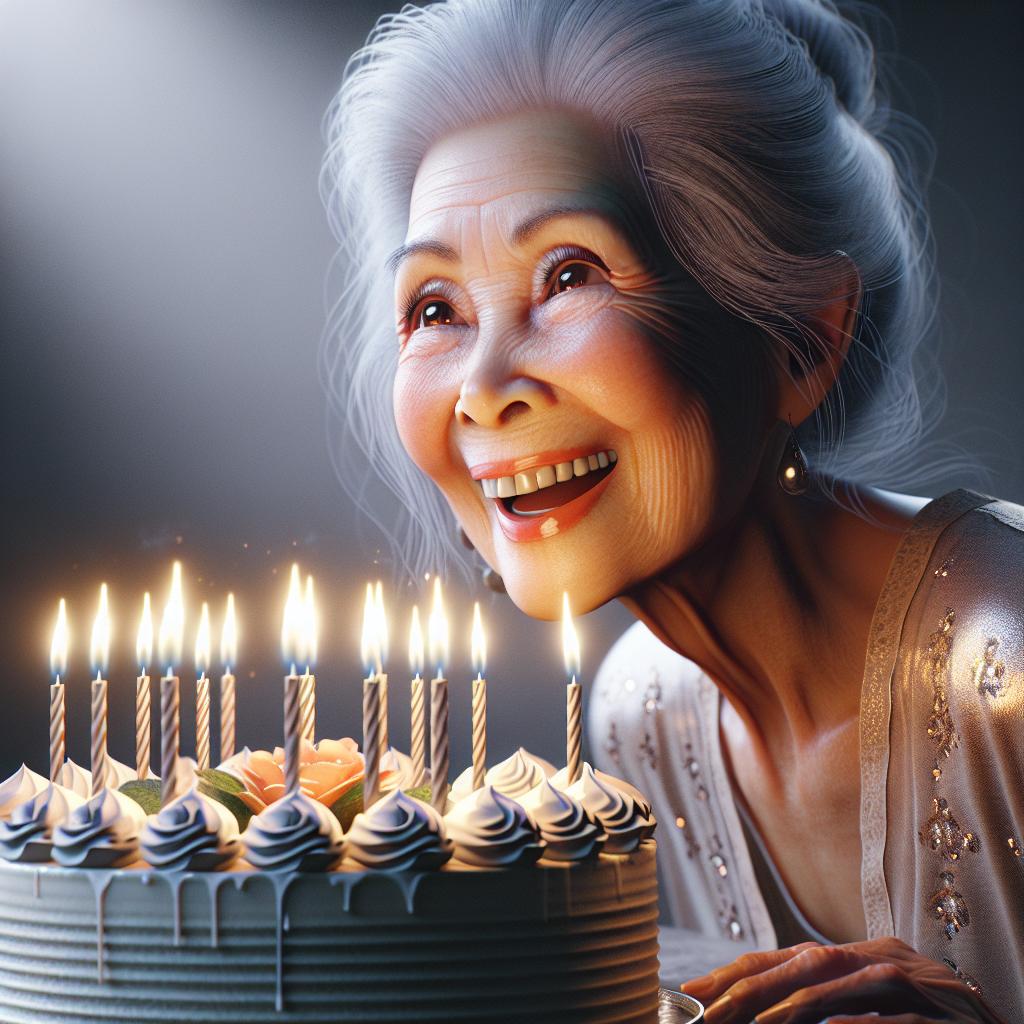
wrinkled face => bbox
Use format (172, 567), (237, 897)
(392, 108), (772, 619)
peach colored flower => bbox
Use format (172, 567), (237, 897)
(238, 738), (388, 813)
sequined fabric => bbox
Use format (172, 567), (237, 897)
(589, 489), (1024, 1022)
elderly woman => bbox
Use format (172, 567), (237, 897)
(320, 1), (1022, 1020)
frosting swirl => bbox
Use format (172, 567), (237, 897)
(519, 779), (605, 862)
(57, 759), (93, 799)
(379, 748), (418, 793)
(0, 783), (84, 862)
(445, 785), (544, 868)
(564, 764), (654, 854)
(52, 788), (147, 868)
(243, 791), (343, 872)
(449, 748), (552, 805)
(345, 790), (453, 871)
(141, 787), (241, 871)
(0, 764), (49, 820)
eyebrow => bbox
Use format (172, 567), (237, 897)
(385, 204), (632, 276)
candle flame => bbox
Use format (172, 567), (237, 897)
(50, 598), (69, 681)
(158, 561), (185, 674)
(195, 601), (211, 676)
(408, 605), (424, 677)
(427, 576), (449, 678)
(360, 582), (380, 675)
(281, 563), (304, 672)
(471, 601), (487, 678)
(303, 574), (318, 669)
(220, 592), (237, 670)
(136, 592), (153, 671)
(90, 582), (111, 678)
(561, 591), (581, 683)
(373, 580), (388, 670)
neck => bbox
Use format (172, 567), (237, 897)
(621, 443), (926, 781)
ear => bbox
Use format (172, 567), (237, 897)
(774, 270), (862, 427)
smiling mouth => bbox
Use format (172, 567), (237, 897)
(477, 449), (617, 518)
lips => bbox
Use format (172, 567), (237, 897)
(490, 462), (616, 543)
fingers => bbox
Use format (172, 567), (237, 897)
(680, 942), (822, 1003)
(752, 963), (934, 1024)
(704, 945), (880, 1024)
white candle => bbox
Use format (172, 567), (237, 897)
(158, 561), (185, 807)
(408, 606), (426, 787)
(219, 592), (237, 763)
(194, 601), (211, 772)
(374, 581), (389, 750)
(428, 577), (450, 812)
(470, 601), (487, 792)
(300, 574), (317, 745)
(562, 592), (583, 786)
(49, 598), (69, 784)
(89, 583), (112, 796)
(135, 591), (153, 780)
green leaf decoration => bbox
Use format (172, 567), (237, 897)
(196, 769), (253, 831)
(404, 785), (432, 803)
(118, 779), (162, 815)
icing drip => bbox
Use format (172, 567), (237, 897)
(52, 788), (146, 868)
(564, 764), (654, 854)
(141, 787), (242, 871)
(243, 791), (343, 872)
(0, 782), (84, 862)
(345, 790), (453, 872)
(445, 786), (544, 868)
(0, 764), (49, 819)
(519, 779), (605, 862)
(379, 747), (418, 793)
(449, 747), (553, 805)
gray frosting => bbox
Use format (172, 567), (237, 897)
(243, 791), (343, 872)
(345, 790), (453, 872)
(564, 764), (654, 854)
(445, 786), (544, 868)
(0, 783), (83, 863)
(52, 788), (145, 868)
(519, 779), (605, 862)
(141, 788), (241, 872)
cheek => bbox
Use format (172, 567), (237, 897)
(392, 354), (457, 481)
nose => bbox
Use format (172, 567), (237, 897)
(455, 353), (554, 428)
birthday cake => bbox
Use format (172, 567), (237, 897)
(0, 747), (659, 1024)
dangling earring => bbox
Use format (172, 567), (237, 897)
(777, 429), (808, 495)
(456, 525), (507, 594)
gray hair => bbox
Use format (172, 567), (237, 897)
(319, 0), (977, 584)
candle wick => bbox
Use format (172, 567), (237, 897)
(290, 662), (297, 677)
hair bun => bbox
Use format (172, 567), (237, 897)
(760, 0), (875, 123)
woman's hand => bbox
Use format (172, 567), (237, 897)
(680, 938), (1007, 1024)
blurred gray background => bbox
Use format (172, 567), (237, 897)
(0, 0), (1021, 779)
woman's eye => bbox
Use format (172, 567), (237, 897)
(416, 299), (458, 330)
(547, 260), (601, 298)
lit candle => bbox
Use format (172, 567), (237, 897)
(300, 573), (317, 746)
(219, 593), (237, 763)
(194, 601), (211, 772)
(428, 577), (450, 814)
(280, 566), (305, 795)
(135, 592), (153, 780)
(374, 580), (389, 751)
(48, 599), (69, 784)
(158, 561), (185, 807)
(470, 601), (488, 792)
(408, 605), (426, 788)
(360, 583), (381, 809)
(89, 583), (112, 797)
(562, 592), (583, 785)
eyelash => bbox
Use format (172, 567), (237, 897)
(399, 244), (606, 330)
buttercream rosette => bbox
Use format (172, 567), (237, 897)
(449, 747), (554, 805)
(0, 782), (84, 862)
(562, 764), (655, 854)
(518, 779), (605, 862)
(52, 787), (148, 868)
(243, 790), (343, 872)
(141, 787), (241, 871)
(345, 790), (453, 871)
(0, 764), (49, 820)
(379, 748), (418, 793)
(444, 785), (544, 868)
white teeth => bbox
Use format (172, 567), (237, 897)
(536, 465), (557, 489)
(479, 450), (618, 498)
(514, 472), (538, 495)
